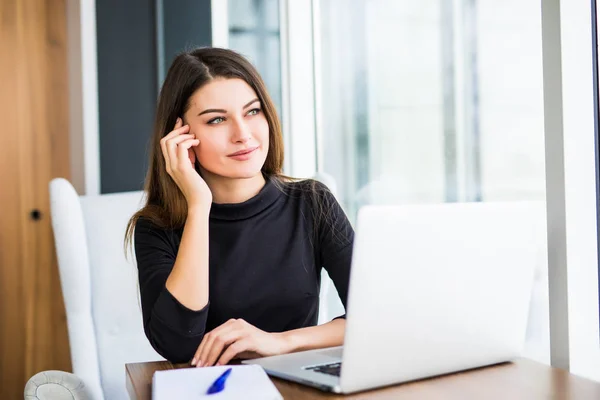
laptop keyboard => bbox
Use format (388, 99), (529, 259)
(305, 362), (342, 377)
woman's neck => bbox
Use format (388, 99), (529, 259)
(202, 171), (267, 204)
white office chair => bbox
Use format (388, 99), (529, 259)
(25, 176), (343, 400)
(24, 178), (164, 400)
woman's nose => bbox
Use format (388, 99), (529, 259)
(232, 120), (251, 143)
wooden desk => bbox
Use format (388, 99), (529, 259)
(126, 358), (600, 399)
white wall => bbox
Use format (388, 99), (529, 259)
(67, 0), (100, 196)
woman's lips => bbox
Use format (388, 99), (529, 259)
(228, 146), (258, 161)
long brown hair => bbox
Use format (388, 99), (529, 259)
(125, 47), (285, 249)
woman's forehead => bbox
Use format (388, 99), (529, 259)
(189, 78), (258, 111)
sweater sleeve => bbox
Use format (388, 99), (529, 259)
(134, 217), (209, 363)
(314, 182), (355, 320)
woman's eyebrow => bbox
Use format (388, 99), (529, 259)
(198, 108), (226, 116)
(197, 98), (260, 116)
(243, 98), (260, 109)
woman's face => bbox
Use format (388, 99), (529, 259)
(182, 78), (269, 180)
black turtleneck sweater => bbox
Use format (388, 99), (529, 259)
(134, 177), (354, 363)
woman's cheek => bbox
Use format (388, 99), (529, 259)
(193, 139), (219, 164)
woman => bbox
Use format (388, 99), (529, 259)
(126, 47), (354, 367)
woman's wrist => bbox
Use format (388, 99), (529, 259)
(186, 206), (210, 224)
(276, 331), (299, 354)
(187, 201), (211, 216)
(274, 319), (346, 355)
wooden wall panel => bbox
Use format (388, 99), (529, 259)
(0, 0), (72, 398)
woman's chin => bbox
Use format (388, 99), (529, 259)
(228, 171), (263, 179)
(224, 159), (267, 179)
(217, 166), (265, 180)
(204, 156), (267, 180)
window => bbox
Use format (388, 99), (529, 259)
(227, 0), (283, 116)
(317, 0), (549, 364)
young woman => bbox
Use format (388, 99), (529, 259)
(126, 47), (354, 367)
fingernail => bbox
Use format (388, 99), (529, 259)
(198, 360), (204, 367)
(216, 362), (222, 366)
(191, 357), (197, 366)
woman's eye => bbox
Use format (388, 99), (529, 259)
(208, 117), (225, 125)
(247, 108), (261, 116)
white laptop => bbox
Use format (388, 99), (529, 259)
(243, 202), (541, 394)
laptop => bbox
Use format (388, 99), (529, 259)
(243, 202), (541, 394)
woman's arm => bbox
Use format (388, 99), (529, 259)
(136, 215), (211, 363)
(161, 118), (213, 310)
(190, 318), (346, 367)
(280, 318), (346, 353)
(136, 119), (214, 362)
(165, 205), (210, 310)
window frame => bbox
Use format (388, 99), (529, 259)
(542, 0), (600, 379)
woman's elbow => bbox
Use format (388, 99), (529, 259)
(148, 332), (204, 363)
(144, 322), (205, 363)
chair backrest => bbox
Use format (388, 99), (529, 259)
(49, 178), (163, 400)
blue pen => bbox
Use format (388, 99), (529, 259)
(206, 367), (232, 395)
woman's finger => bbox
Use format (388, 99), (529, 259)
(197, 332), (220, 368)
(177, 139), (199, 167)
(160, 119), (188, 172)
(204, 330), (245, 367)
(193, 331), (214, 366)
(217, 339), (252, 366)
(160, 122), (189, 152)
(166, 134), (195, 159)
(197, 320), (239, 367)
(166, 133), (195, 146)
(174, 117), (183, 130)
(193, 325), (223, 367)
(198, 326), (237, 367)
(188, 145), (197, 166)
(163, 119), (189, 141)
(166, 134), (195, 172)
(194, 330), (216, 367)
(192, 337), (207, 366)
(162, 124), (190, 166)
(192, 319), (238, 366)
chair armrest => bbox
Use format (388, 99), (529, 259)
(24, 370), (90, 400)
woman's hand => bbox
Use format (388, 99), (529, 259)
(191, 319), (291, 367)
(160, 118), (212, 208)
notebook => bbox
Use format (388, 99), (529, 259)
(152, 364), (283, 400)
